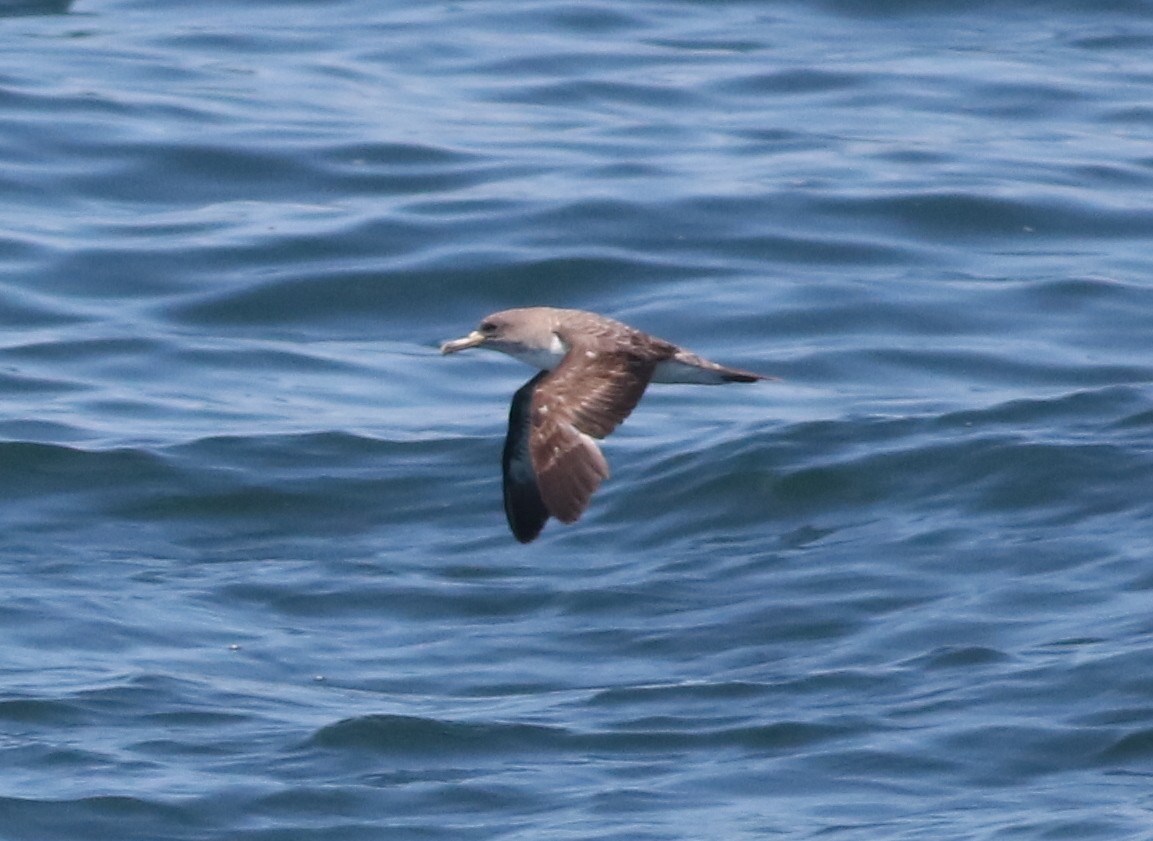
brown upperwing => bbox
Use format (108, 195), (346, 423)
(528, 335), (672, 523)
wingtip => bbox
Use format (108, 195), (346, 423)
(506, 496), (549, 543)
(512, 523), (545, 543)
(503, 370), (552, 544)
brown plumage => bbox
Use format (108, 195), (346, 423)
(442, 307), (767, 542)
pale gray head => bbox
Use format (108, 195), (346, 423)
(441, 308), (568, 369)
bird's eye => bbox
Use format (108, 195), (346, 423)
(480, 321), (497, 335)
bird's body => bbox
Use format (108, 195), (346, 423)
(441, 307), (767, 542)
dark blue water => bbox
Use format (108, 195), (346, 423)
(2, 0), (1152, 838)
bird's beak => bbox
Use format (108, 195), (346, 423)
(440, 330), (486, 354)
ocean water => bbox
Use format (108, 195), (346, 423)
(1, 0), (1153, 838)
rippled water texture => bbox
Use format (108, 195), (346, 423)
(1, 1), (1152, 839)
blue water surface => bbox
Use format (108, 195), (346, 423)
(1, 0), (1152, 838)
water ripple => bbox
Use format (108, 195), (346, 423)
(1, 1), (1153, 839)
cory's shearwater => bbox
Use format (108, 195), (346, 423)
(441, 307), (767, 543)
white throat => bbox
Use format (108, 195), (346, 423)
(505, 332), (568, 371)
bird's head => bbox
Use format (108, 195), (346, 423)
(440, 308), (564, 364)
